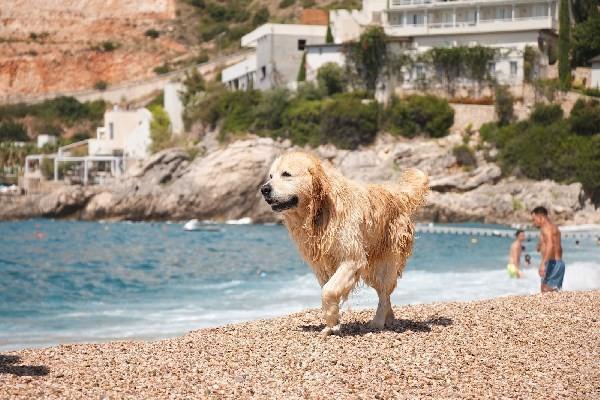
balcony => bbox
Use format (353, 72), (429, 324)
(386, 5), (556, 36)
(389, 0), (553, 10)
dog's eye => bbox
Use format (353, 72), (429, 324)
(269, 174), (272, 179)
(281, 171), (291, 178)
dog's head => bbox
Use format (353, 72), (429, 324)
(261, 152), (330, 217)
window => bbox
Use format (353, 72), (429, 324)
(260, 66), (267, 80)
(488, 62), (496, 76)
(510, 61), (518, 76)
(298, 39), (306, 51)
(109, 122), (114, 140)
(415, 64), (424, 80)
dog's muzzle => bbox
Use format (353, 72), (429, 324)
(261, 183), (298, 212)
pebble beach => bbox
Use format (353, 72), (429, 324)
(1, 290), (599, 399)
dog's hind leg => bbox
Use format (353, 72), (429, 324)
(321, 260), (362, 336)
(370, 262), (400, 329)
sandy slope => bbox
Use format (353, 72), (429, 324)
(1, 291), (599, 399)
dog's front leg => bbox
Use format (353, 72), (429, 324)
(320, 259), (362, 336)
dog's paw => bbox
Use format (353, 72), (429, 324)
(369, 318), (385, 330)
(320, 324), (340, 337)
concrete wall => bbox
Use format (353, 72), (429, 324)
(164, 82), (184, 136)
(592, 63), (600, 89)
(255, 32), (326, 90)
(305, 46), (345, 82)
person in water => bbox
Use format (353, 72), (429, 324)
(507, 230), (526, 278)
(531, 206), (565, 292)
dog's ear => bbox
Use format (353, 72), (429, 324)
(306, 162), (332, 232)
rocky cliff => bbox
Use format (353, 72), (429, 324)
(2, 135), (598, 224)
(0, 0), (183, 100)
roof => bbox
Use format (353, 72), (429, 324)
(590, 54), (600, 64)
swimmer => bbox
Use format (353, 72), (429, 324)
(507, 230), (525, 278)
(524, 254), (532, 267)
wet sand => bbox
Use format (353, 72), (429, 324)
(1, 290), (599, 399)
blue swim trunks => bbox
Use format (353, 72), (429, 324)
(543, 260), (565, 290)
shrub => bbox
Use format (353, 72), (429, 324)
(569, 98), (600, 136)
(188, 0), (205, 8)
(252, 89), (291, 132)
(320, 94), (378, 150)
(199, 22), (228, 41)
(149, 105), (172, 153)
(181, 68), (206, 107)
(303, 0), (316, 7)
(153, 64), (171, 75)
(183, 83), (227, 130)
(196, 52), (209, 64)
(494, 85), (514, 125)
(453, 144), (477, 169)
(583, 87), (600, 98)
(252, 7), (270, 27)
(94, 80), (108, 91)
(571, 16), (600, 67)
(281, 99), (323, 146)
(219, 90), (261, 136)
(145, 29), (160, 39)
(99, 41), (119, 52)
(386, 95), (454, 138)
(279, 0), (295, 8)
(0, 121), (28, 142)
(530, 103), (563, 125)
(317, 63), (346, 95)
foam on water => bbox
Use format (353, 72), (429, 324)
(0, 220), (598, 351)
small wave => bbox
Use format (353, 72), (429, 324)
(226, 217), (253, 225)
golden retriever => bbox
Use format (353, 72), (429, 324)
(261, 152), (429, 335)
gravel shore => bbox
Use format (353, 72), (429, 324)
(1, 290), (599, 399)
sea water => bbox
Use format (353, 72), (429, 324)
(1, 219), (598, 351)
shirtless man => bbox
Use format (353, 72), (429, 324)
(531, 206), (564, 292)
(507, 230), (526, 278)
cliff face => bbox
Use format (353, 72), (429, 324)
(0, 0), (182, 100)
(0, 0), (176, 23)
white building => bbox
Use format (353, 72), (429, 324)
(222, 23), (327, 91)
(37, 134), (57, 148)
(591, 55), (600, 89)
(323, 0), (559, 89)
(92, 106), (152, 159)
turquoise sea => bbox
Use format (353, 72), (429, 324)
(1, 219), (599, 351)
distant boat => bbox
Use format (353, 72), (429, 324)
(183, 219), (221, 232)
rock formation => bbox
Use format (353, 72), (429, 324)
(1, 135), (598, 225)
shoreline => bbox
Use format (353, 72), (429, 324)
(2, 290), (599, 398)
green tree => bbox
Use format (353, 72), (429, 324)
(571, 17), (600, 67)
(558, 0), (572, 86)
(343, 26), (388, 94)
(386, 95), (454, 138)
(326, 25), (334, 44)
(317, 63), (346, 95)
(252, 7), (270, 27)
(181, 68), (206, 107)
(149, 105), (172, 153)
(0, 121), (28, 142)
(297, 52), (307, 82)
(572, 0), (599, 23)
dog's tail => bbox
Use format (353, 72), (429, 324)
(394, 168), (429, 215)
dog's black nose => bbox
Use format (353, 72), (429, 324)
(261, 183), (272, 197)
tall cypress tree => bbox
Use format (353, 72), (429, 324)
(326, 25), (334, 43)
(297, 52), (306, 82)
(558, 0), (572, 86)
